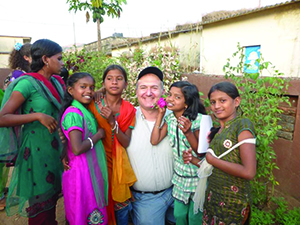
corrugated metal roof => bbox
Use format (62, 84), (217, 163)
(201, 0), (300, 25)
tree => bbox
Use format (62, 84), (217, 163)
(67, 0), (127, 51)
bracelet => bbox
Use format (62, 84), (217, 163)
(155, 124), (160, 129)
(87, 137), (93, 150)
(116, 121), (119, 134)
(112, 121), (119, 134)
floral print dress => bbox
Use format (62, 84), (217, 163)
(203, 116), (255, 225)
(4, 76), (63, 217)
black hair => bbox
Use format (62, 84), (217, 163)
(8, 43), (31, 72)
(170, 81), (207, 121)
(102, 64), (128, 82)
(208, 81), (240, 100)
(207, 81), (240, 141)
(59, 67), (69, 84)
(58, 72), (95, 158)
(30, 39), (62, 72)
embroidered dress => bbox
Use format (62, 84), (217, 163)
(61, 100), (109, 225)
(0, 75), (64, 217)
(203, 116), (255, 225)
(165, 113), (202, 203)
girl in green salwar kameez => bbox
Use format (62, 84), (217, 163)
(183, 82), (256, 225)
(0, 39), (65, 225)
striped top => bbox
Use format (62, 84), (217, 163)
(203, 116), (256, 225)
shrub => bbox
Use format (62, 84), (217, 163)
(64, 43), (183, 106)
(64, 47), (117, 90)
(118, 44), (183, 106)
(223, 43), (290, 207)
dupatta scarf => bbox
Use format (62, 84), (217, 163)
(90, 99), (137, 202)
(111, 100), (137, 203)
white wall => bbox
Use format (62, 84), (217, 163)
(111, 3), (300, 77)
(202, 3), (300, 77)
(0, 37), (31, 68)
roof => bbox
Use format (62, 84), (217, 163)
(90, 0), (300, 51)
(201, 0), (300, 25)
(0, 35), (31, 39)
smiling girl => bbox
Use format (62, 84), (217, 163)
(151, 81), (207, 225)
(183, 81), (256, 225)
(59, 72), (109, 225)
(203, 82), (256, 225)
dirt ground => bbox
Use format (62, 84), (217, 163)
(0, 167), (66, 225)
(1, 167), (299, 225)
(0, 197), (66, 225)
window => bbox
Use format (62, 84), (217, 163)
(244, 45), (261, 73)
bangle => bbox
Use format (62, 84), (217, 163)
(87, 137), (93, 149)
(112, 121), (119, 134)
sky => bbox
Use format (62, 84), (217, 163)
(0, 0), (284, 47)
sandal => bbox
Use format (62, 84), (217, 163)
(0, 197), (6, 211)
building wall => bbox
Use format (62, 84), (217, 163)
(202, 3), (300, 77)
(0, 36), (31, 68)
(111, 3), (300, 77)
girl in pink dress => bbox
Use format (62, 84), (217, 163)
(59, 72), (109, 225)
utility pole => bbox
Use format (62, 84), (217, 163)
(72, 12), (76, 46)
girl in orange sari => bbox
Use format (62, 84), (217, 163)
(89, 65), (136, 225)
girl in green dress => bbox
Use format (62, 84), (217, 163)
(183, 82), (256, 225)
(0, 39), (65, 224)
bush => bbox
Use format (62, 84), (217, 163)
(118, 44), (183, 106)
(64, 48), (117, 90)
(251, 206), (275, 225)
(251, 197), (300, 225)
(64, 43), (183, 106)
(223, 43), (290, 207)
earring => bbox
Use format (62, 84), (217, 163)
(46, 63), (49, 68)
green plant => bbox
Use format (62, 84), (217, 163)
(63, 42), (183, 106)
(223, 43), (290, 207)
(251, 206), (275, 225)
(63, 47), (117, 89)
(67, 0), (127, 50)
(118, 43), (183, 106)
(251, 197), (300, 224)
(272, 197), (300, 224)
